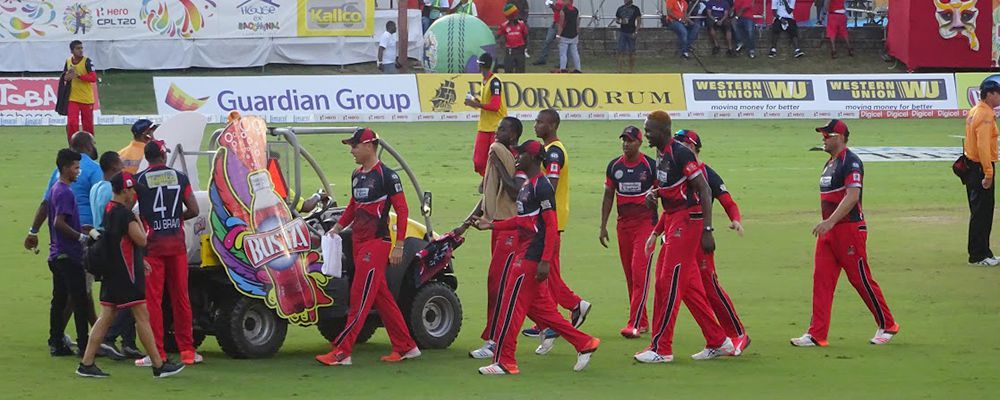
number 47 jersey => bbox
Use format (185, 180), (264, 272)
(135, 165), (193, 256)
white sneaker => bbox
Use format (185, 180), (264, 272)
(634, 349), (673, 363)
(402, 347), (422, 360)
(790, 333), (821, 347)
(535, 336), (556, 355)
(573, 351), (593, 371)
(691, 337), (736, 360)
(971, 257), (1000, 267)
(870, 325), (899, 345)
(571, 300), (592, 328)
(478, 363), (516, 375)
(469, 341), (496, 359)
(134, 356), (152, 367)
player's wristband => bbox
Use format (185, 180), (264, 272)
(704, 226), (714, 232)
(27, 229), (38, 236)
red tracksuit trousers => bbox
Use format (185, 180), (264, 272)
(696, 248), (746, 339)
(66, 101), (94, 141)
(808, 221), (895, 342)
(333, 239), (416, 356)
(617, 217), (654, 331)
(146, 253), (193, 358)
(493, 258), (594, 368)
(482, 229), (517, 341)
(545, 233), (582, 310)
(648, 210), (727, 355)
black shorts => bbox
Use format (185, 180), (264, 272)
(99, 263), (146, 309)
(770, 17), (798, 37)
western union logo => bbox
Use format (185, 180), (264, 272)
(692, 80), (814, 101)
(827, 80), (945, 101)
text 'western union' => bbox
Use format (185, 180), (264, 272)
(693, 80), (813, 100)
(827, 80), (945, 100)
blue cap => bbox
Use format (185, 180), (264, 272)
(981, 75), (1000, 93)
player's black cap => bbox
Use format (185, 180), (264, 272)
(980, 77), (1000, 93)
(477, 53), (493, 69)
(110, 171), (136, 193)
(131, 119), (158, 137)
(816, 119), (850, 138)
(144, 139), (169, 161)
(674, 129), (702, 149)
(620, 126), (642, 142)
(342, 127), (379, 145)
(514, 140), (545, 158)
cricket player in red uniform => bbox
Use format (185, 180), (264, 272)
(133, 140), (202, 366)
(791, 120), (899, 347)
(673, 129), (750, 353)
(599, 126), (657, 339)
(317, 128), (420, 365)
(524, 109), (592, 354)
(634, 111), (735, 364)
(456, 117), (523, 359)
(474, 140), (600, 375)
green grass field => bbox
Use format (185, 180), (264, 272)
(1, 119), (998, 399)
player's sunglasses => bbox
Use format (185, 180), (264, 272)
(820, 132), (840, 139)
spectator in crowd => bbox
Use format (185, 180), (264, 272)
(615, 0), (642, 73)
(424, 0), (450, 31)
(705, 0), (735, 56)
(452, 0), (477, 16)
(75, 172), (185, 379)
(558, 0), (582, 73)
(665, 0), (701, 59)
(378, 21), (400, 74)
(732, 0), (757, 58)
(962, 79), (1000, 266)
(119, 119), (157, 174)
(815, 0), (827, 25)
(43, 149), (91, 357)
(61, 41), (97, 143)
(826, 0), (853, 58)
(768, 0), (804, 58)
(497, 4), (529, 73)
(509, 0), (529, 21)
(534, 0), (565, 66)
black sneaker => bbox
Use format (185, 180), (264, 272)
(76, 363), (110, 378)
(749, 50), (757, 59)
(735, 43), (744, 52)
(570, 300), (592, 329)
(50, 343), (75, 357)
(712, 46), (721, 55)
(726, 49), (736, 57)
(768, 48), (777, 58)
(121, 345), (146, 360)
(682, 51), (691, 59)
(101, 342), (126, 361)
(153, 361), (185, 378)
(794, 49), (805, 58)
(532, 60), (546, 66)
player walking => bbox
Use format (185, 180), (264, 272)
(673, 130), (750, 353)
(316, 128), (420, 366)
(465, 53), (508, 176)
(634, 111), (735, 364)
(791, 120), (899, 347)
(474, 140), (600, 375)
(133, 140), (202, 366)
(459, 117), (523, 359)
(599, 126), (657, 338)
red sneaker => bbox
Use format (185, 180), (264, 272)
(620, 327), (641, 339)
(316, 348), (352, 366)
(732, 335), (751, 356)
(180, 351), (203, 365)
(380, 347), (421, 362)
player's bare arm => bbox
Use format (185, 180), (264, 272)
(491, 154), (521, 199)
(181, 191), (199, 221)
(54, 213), (83, 243)
(599, 186), (614, 248)
(813, 187), (860, 237)
(689, 174), (716, 253)
(128, 219), (147, 248)
(24, 200), (48, 250)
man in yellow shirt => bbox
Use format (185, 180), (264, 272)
(522, 109), (592, 350)
(465, 53), (508, 177)
(119, 119), (157, 174)
(963, 78), (1000, 266)
(62, 40), (97, 142)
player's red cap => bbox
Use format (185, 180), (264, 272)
(674, 129), (702, 149)
(515, 140), (545, 158)
(816, 119), (850, 138)
(620, 126), (642, 142)
(342, 127), (379, 145)
(110, 171), (136, 193)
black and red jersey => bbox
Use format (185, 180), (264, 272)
(493, 175), (558, 263)
(654, 139), (704, 213)
(820, 148), (864, 223)
(135, 164), (192, 256)
(339, 161), (408, 243)
(606, 154), (657, 222)
(104, 201), (144, 285)
(704, 165), (742, 223)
